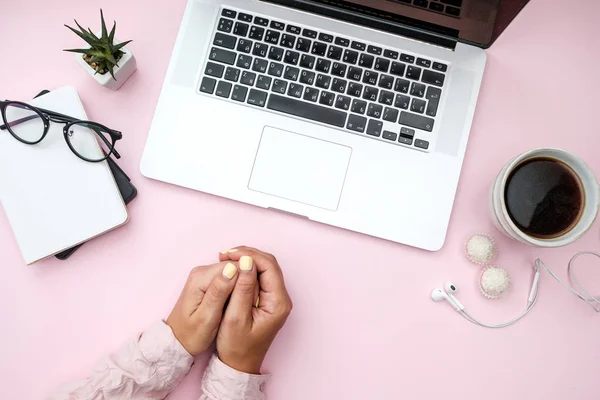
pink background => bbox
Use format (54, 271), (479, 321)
(1, 0), (600, 399)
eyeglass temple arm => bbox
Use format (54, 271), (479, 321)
(92, 127), (121, 159)
(0, 108), (78, 130)
(0, 115), (40, 130)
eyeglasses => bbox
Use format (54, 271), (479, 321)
(0, 101), (122, 163)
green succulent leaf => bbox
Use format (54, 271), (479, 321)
(108, 21), (116, 43)
(100, 9), (108, 41)
(63, 48), (92, 54)
(111, 40), (132, 52)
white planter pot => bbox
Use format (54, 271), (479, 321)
(74, 39), (137, 91)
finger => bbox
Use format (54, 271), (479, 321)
(220, 246), (286, 294)
(224, 256), (257, 326)
(196, 263), (239, 321)
(219, 247), (240, 262)
(180, 263), (224, 315)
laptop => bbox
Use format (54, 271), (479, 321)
(141, 0), (528, 251)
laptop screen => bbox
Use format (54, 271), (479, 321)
(300, 0), (529, 48)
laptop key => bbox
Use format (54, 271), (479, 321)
(394, 78), (410, 93)
(288, 83), (304, 98)
(363, 70), (378, 85)
(383, 130), (398, 141)
(216, 80), (232, 98)
(214, 33), (237, 49)
(237, 39), (253, 53)
(331, 78), (348, 93)
(238, 13), (253, 22)
(379, 90), (394, 106)
(410, 82), (426, 97)
(331, 62), (348, 77)
(270, 21), (285, 30)
(343, 50), (359, 65)
(256, 75), (272, 90)
(319, 33), (334, 43)
(205, 62), (225, 78)
(398, 136), (413, 145)
(366, 120), (383, 137)
(415, 139), (429, 150)
(300, 70), (316, 85)
(249, 26), (265, 41)
(284, 50), (300, 65)
(432, 62), (448, 72)
(422, 70), (445, 86)
(400, 127), (415, 138)
(383, 107), (399, 123)
(268, 47), (284, 61)
(411, 98), (426, 114)
(252, 58), (268, 73)
(268, 62), (284, 77)
(335, 95), (351, 111)
(284, 66), (300, 81)
(254, 17), (269, 26)
(218, 18), (234, 33)
(399, 111), (434, 131)
(379, 75), (394, 90)
(240, 71), (257, 86)
(265, 30), (280, 44)
(304, 87), (320, 102)
(347, 114), (367, 133)
(351, 99), (367, 115)
(395, 94), (410, 109)
(367, 103), (383, 118)
(359, 54), (375, 68)
(384, 49), (399, 59)
(302, 29), (318, 39)
(316, 74), (331, 89)
(233, 22), (249, 37)
(252, 43), (268, 57)
(296, 38), (312, 52)
(287, 25), (301, 34)
(327, 46), (343, 60)
(430, 2), (444, 11)
(414, 0), (428, 7)
(209, 47), (236, 65)
(319, 91), (335, 107)
(367, 45), (383, 55)
(400, 53), (415, 63)
(374, 58), (390, 72)
(200, 77), (217, 94)
(406, 66), (422, 80)
(347, 66), (363, 81)
(425, 86), (442, 117)
(347, 82), (363, 97)
(268, 94), (347, 127)
(446, 6), (460, 16)
(363, 86), (379, 102)
(224, 67), (240, 82)
(351, 41), (366, 51)
(236, 54), (253, 69)
(272, 79), (287, 94)
(311, 42), (328, 56)
(416, 58), (431, 68)
(316, 58), (331, 73)
(390, 62), (406, 76)
(335, 37), (350, 47)
(300, 54), (316, 69)
(222, 9), (236, 18)
(247, 89), (268, 107)
(280, 34), (296, 49)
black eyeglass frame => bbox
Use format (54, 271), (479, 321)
(0, 100), (122, 163)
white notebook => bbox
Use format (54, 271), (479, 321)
(0, 86), (128, 265)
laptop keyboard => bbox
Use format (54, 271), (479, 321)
(389, 0), (462, 17)
(199, 7), (449, 151)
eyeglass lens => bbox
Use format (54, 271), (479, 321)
(4, 103), (45, 143)
(66, 122), (114, 162)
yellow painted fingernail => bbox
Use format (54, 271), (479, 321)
(240, 256), (253, 271)
(228, 249), (238, 253)
(220, 249), (228, 254)
(222, 263), (237, 280)
(255, 297), (260, 308)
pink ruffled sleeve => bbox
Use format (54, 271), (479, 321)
(49, 321), (194, 400)
(200, 354), (269, 400)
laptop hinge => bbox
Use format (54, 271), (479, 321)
(263, 0), (458, 50)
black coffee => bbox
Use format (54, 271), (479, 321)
(504, 157), (584, 239)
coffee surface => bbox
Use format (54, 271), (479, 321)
(504, 157), (584, 239)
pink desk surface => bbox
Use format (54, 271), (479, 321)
(1, 0), (600, 399)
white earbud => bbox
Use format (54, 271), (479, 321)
(444, 282), (465, 311)
(431, 288), (461, 311)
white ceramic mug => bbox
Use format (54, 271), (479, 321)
(490, 148), (600, 247)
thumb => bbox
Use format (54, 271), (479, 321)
(224, 256), (257, 327)
(196, 262), (238, 320)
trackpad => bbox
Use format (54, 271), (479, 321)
(249, 127), (352, 211)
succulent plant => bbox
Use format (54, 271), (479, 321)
(64, 10), (132, 80)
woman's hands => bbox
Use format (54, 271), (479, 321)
(166, 262), (240, 356)
(217, 247), (293, 374)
